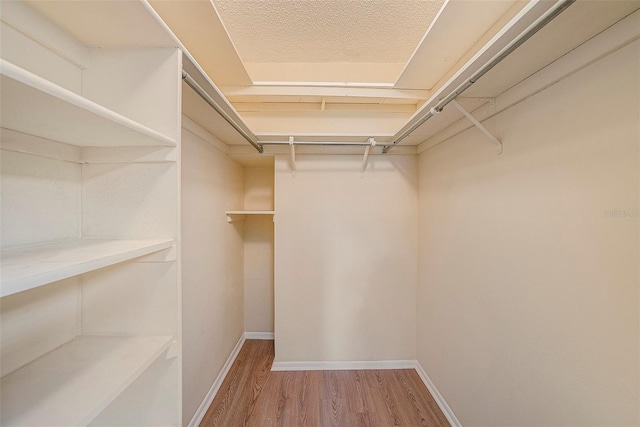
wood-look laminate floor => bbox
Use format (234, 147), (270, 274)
(199, 340), (450, 427)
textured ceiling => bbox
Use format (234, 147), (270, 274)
(213, 0), (445, 63)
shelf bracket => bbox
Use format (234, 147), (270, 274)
(451, 99), (503, 154)
(226, 214), (246, 223)
(165, 340), (180, 360)
(289, 136), (296, 176)
(361, 137), (375, 174)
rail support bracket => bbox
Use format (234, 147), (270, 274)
(451, 99), (503, 155)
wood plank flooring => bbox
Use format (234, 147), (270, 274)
(199, 340), (450, 427)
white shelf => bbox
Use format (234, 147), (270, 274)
(0, 335), (173, 427)
(0, 60), (176, 147)
(225, 210), (275, 222)
(1, 238), (175, 297)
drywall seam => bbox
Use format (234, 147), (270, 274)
(414, 361), (462, 427)
(187, 333), (245, 427)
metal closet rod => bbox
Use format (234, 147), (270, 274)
(259, 140), (393, 147)
(182, 71), (264, 153)
(383, 0), (576, 154)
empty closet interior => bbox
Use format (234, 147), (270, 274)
(1, 1), (638, 426)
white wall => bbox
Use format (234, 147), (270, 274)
(0, 144), (82, 375)
(180, 121), (244, 425)
(417, 40), (639, 425)
(274, 155), (418, 363)
(243, 166), (274, 333)
(0, 149), (80, 249)
(0, 9), (84, 93)
(0, 277), (80, 377)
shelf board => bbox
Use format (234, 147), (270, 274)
(225, 210), (275, 223)
(1, 238), (175, 297)
(0, 60), (176, 147)
(0, 335), (173, 427)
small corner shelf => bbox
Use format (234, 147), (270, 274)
(0, 335), (174, 427)
(1, 238), (175, 298)
(0, 60), (176, 148)
(225, 210), (275, 223)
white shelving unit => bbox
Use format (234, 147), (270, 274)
(0, 60), (177, 148)
(1, 238), (175, 297)
(1, 336), (173, 427)
(1, 2), (182, 426)
(225, 210), (275, 222)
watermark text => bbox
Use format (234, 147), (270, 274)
(604, 209), (639, 218)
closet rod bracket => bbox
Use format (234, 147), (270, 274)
(361, 137), (375, 173)
(289, 136), (296, 176)
(451, 99), (503, 155)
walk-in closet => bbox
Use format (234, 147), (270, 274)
(1, 1), (638, 426)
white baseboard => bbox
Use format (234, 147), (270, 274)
(245, 331), (274, 340)
(271, 359), (416, 371)
(414, 361), (462, 427)
(188, 333), (246, 427)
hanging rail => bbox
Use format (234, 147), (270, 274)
(259, 140), (393, 147)
(182, 71), (263, 153)
(383, 0), (576, 154)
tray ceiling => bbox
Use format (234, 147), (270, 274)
(25, 0), (638, 150)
